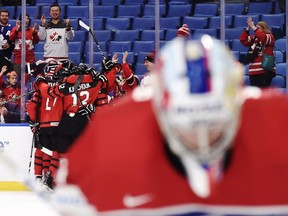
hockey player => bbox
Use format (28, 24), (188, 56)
(110, 51), (139, 100)
(27, 59), (72, 191)
(64, 36), (288, 215)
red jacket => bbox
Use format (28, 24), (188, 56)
(66, 88), (288, 215)
(240, 28), (275, 75)
(9, 27), (40, 64)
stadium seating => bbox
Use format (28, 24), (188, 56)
(101, 0), (122, 5)
(182, 16), (208, 30)
(169, 0), (190, 4)
(146, 0), (166, 4)
(233, 15), (260, 29)
(133, 41), (155, 53)
(114, 30), (140, 41)
(35, 0), (52, 6)
(68, 41), (84, 52)
(16, 6), (40, 19)
(70, 18), (79, 31)
(225, 28), (244, 41)
(231, 50), (240, 61)
(274, 50), (284, 63)
(275, 38), (286, 53)
(108, 41), (133, 53)
(132, 17), (155, 30)
(165, 29), (178, 40)
(34, 52), (44, 61)
(141, 30), (165, 41)
(271, 75), (286, 89)
(84, 52), (107, 64)
(142, 4), (166, 17)
(225, 3), (246, 15)
(34, 41), (45, 52)
(117, 4), (142, 18)
(68, 52), (82, 65)
(134, 63), (147, 76)
(80, 0), (101, 5)
(231, 39), (248, 53)
(261, 14), (285, 39)
(193, 28), (218, 38)
(193, 3), (218, 17)
(93, 30), (113, 42)
(94, 5), (116, 18)
(244, 75), (250, 86)
(105, 17), (131, 30)
(137, 51), (150, 63)
(160, 17), (181, 29)
(73, 30), (87, 42)
(84, 41), (107, 52)
(166, 4), (192, 17)
(79, 18), (104, 30)
(2, 6), (16, 19)
(57, 0), (78, 6)
(124, 0), (144, 4)
(66, 5), (89, 19)
(276, 63), (286, 78)
(209, 16), (233, 28)
(247, 2), (273, 14)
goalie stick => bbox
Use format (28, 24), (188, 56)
(79, 20), (106, 59)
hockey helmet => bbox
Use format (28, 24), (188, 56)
(152, 35), (244, 197)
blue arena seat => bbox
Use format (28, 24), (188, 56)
(247, 2), (273, 15)
(231, 50), (240, 61)
(94, 5), (116, 18)
(209, 16), (233, 28)
(68, 52), (82, 65)
(142, 4), (166, 17)
(133, 41), (155, 53)
(165, 29), (178, 40)
(70, 18), (79, 31)
(124, 0), (144, 4)
(8, 19), (17, 28)
(193, 28), (218, 38)
(275, 38), (286, 53)
(34, 52), (44, 61)
(146, 0), (166, 4)
(231, 39), (249, 53)
(57, 0), (78, 6)
(105, 17), (131, 30)
(141, 30), (165, 41)
(117, 4), (142, 17)
(68, 41), (84, 52)
(160, 17), (181, 29)
(233, 15), (260, 29)
(274, 50), (284, 63)
(84, 41), (107, 53)
(101, 0), (122, 5)
(134, 63), (147, 76)
(80, 0), (101, 5)
(244, 75), (250, 86)
(114, 30), (140, 41)
(276, 63), (287, 78)
(2, 6), (16, 19)
(271, 75), (286, 89)
(35, 0), (54, 5)
(136, 52), (150, 63)
(84, 52), (107, 64)
(166, 4), (192, 17)
(225, 3), (246, 15)
(79, 18), (104, 30)
(225, 28), (244, 41)
(169, 0), (190, 4)
(93, 30), (113, 42)
(261, 14), (285, 39)
(108, 41), (132, 53)
(132, 17), (155, 30)
(182, 16), (208, 30)
(66, 5), (89, 19)
(16, 6), (40, 19)
(73, 30), (87, 41)
(193, 3), (218, 17)
(34, 41), (45, 52)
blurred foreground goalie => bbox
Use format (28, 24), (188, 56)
(64, 36), (288, 215)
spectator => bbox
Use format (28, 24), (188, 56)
(63, 36), (288, 215)
(177, 24), (190, 38)
(240, 17), (275, 88)
(0, 66), (21, 108)
(0, 9), (14, 72)
(111, 51), (139, 99)
(140, 51), (155, 87)
(39, 3), (74, 60)
(9, 13), (40, 79)
(0, 89), (20, 123)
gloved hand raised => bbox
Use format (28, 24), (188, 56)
(102, 58), (114, 71)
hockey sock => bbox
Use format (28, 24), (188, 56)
(49, 151), (61, 179)
(43, 153), (52, 174)
(34, 148), (44, 176)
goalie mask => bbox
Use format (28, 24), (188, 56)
(152, 35), (244, 198)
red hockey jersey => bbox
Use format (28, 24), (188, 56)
(66, 88), (288, 215)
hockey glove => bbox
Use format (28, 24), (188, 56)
(98, 74), (108, 83)
(29, 120), (39, 133)
(102, 58), (114, 71)
(79, 104), (96, 116)
(58, 82), (76, 95)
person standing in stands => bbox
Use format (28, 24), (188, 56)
(39, 3), (74, 60)
(177, 24), (190, 38)
(240, 17), (275, 88)
(0, 9), (14, 72)
(9, 13), (40, 79)
(140, 51), (155, 87)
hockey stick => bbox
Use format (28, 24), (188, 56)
(0, 89), (37, 106)
(79, 20), (106, 59)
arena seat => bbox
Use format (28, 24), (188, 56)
(124, 0), (145, 4)
(16, 6), (40, 19)
(247, 2), (273, 15)
(132, 17), (155, 30)
(68, 41), (84, 52)
(133, 41), (155, 53)
(160, 17), (181, 29)
(193, 28), (218, 38)
(166, 4), (192, 17)
(165, 29), (178, 40)
(271, 75), (286, 88)
(193, 3), (218, 17)
(275, 38), (286, 53)
(225, 28), (244, 41)
(80, 0), (101, 5)
(233, 15), (260, 29)
(141, 30), (165, 41)
(79, 18), (104, 30)
(137, 52), (150, 63)
(114, 30), (140, 41)
(68, 52), (82, 65)
(261, 14), (285, 39)
(117, 4), (142, 18)
(276, 63), (287, 78)
(134, 63), (147, 76)
(83, 52), (107, 64)
(35, 0), (52, 6)
(73, 30), (87, 42)
(57, 0), (78, 6)
(101, 0), (123, 5)
(66, 5), (89, 19)
(94, 5), (116, 18)
(108, 41), (133, 53)
(105, 17), (131, 30)
(84, 41), (107, 53)
(169, 0), (191, 4)
(34, 41), (45, 52)
(93, 30), (113, 42)
(183, 16), (208, 30)
(142, 4), (166, 17)
(209, 16), (233, 28)
(225, 3), (246, 15)
(274, 50), (284, 63)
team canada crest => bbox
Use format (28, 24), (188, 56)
(50, 32), (62, 41)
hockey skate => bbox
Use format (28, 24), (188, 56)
(43, 171), (55, 192)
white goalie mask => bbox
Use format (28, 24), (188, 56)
(152, 35), (244, 198)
